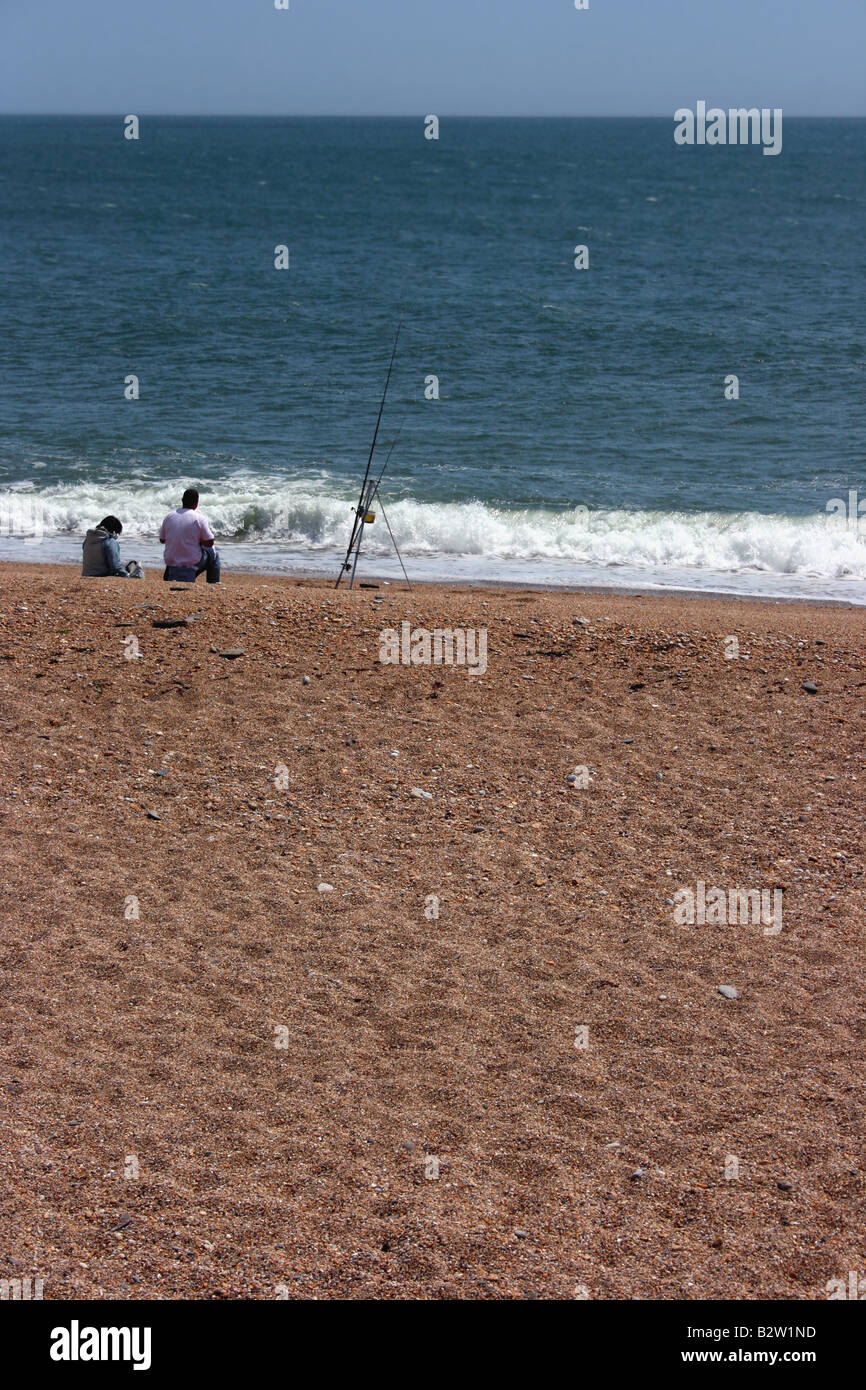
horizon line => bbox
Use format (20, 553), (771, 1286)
(0, 111), (864, 120)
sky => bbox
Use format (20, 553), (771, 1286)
(1, 0), (864, 116)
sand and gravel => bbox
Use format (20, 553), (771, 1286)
(0, 564), (863, 1300)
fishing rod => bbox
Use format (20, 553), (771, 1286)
(372, 414), (406, 492)
(335, 319), (402, 588)
(345, 417), (409, 591)
(356, 414), (412, 591)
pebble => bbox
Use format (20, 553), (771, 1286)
(302, 676), (311, 685)
(718, 985), (739, 1000)
(777, 1179), (794, 1191)
(802, 681), (818, 694)
(218, 649), (245, 660)
(146, 811), (161, 821)
(410, 787), (433, 799)
(317, 883), (334, 893)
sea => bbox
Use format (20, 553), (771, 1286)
(1, 116), (864, 601)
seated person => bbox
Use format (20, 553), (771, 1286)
(81, 516), (142, 578)
(159, 488), (220, 584)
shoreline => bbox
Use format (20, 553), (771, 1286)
(1, 557), (862, 610)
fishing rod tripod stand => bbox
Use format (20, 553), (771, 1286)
(337, 474), (412, 592)
(335, 319), (412, 592)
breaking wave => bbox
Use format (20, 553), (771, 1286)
(3, 476), (865, 581)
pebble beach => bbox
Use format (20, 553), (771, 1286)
(1, 563), (864, 1299)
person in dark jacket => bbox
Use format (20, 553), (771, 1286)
(81, 516), (141, 578)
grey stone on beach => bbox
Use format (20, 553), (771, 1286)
(718, 985), (740, 1000)
(802, 681), (818, 694)
(146, 810), (161, 821)
(218, 649), (245, 659)
(410, 787), (433, 799)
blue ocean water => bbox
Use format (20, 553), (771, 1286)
(0, 116), (864, 597)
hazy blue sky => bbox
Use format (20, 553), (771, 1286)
(1, 0), (864, 116)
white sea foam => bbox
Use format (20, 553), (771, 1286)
(2, 477), (865, 598)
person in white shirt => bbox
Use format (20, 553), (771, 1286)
(159, 488), (221, 584)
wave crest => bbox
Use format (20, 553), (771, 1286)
(2, 478), (865, 582)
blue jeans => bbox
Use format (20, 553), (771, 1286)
(163, 546), (220, 584)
